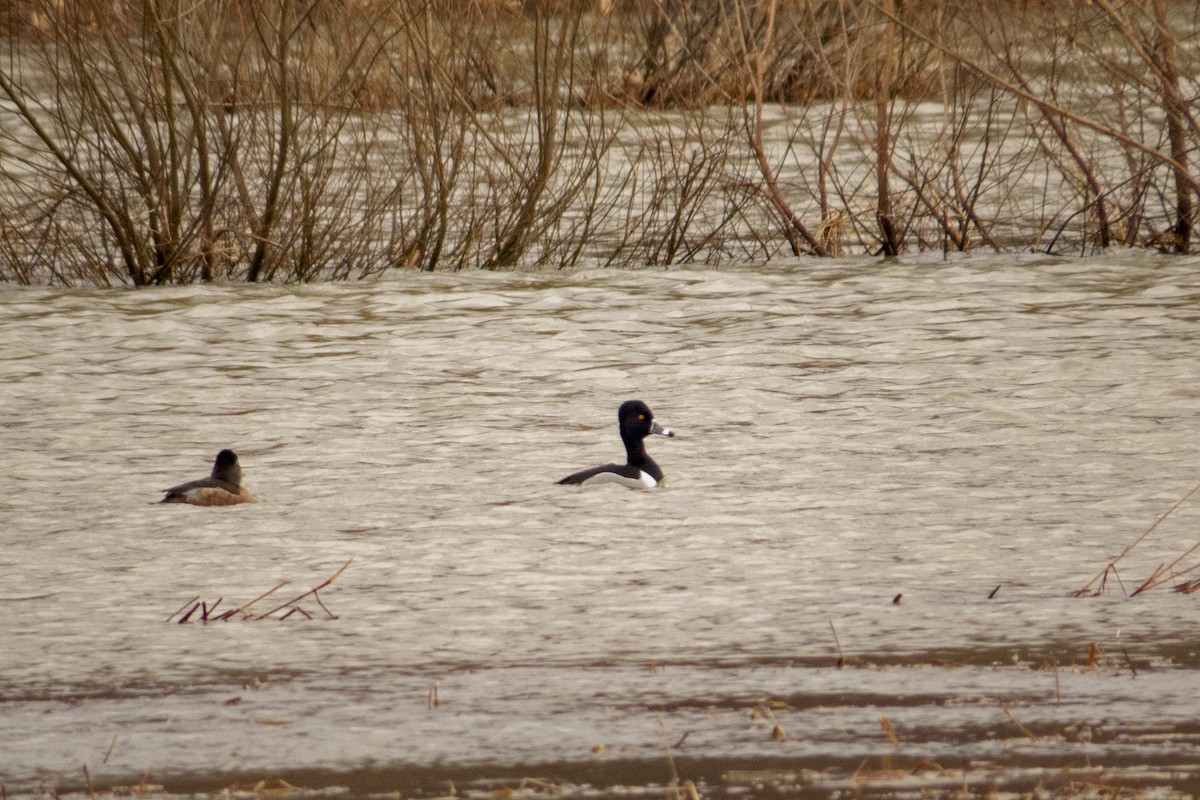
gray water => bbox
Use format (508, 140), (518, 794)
(3, 254), (1200, 798)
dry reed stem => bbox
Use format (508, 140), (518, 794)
(1075, 481), (1200, 596)
(1132, 538), (1200, 596)
(879, 715), (900, 747)
(200, 599), (222, 621)
(654, 715), (702, 800)
(254, 558), (352, 619)
(830, 620), (845, 668)
(1002, 707), (1039, 742)
(234, 582), (290, 618)
(173, 560), (351, 623)
(658, 716), (677, 779)
(167, 596), (201, 622)
(177, 602), (202, 624)
(1122, 649), (1138, 678)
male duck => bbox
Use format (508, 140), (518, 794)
(557, 400), (674, 489)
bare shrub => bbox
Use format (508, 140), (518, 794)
(0, 0), (407, 284)
(921, 0), (1198, 254)
(0, 0), (1196, 285)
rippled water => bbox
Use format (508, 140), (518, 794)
(3, 254), (1200, 798)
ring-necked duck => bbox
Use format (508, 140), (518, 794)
(557, 400), (675, 489)
(161, 449), (255, 506)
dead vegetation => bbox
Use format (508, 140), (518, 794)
(0, 0), (1196, 284)
(168, 559), (351, 622)
(1074, 481), (1200, 597)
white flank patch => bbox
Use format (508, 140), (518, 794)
(580, 470), (658, 489)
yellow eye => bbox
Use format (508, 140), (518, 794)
(638, 414), (645, 420)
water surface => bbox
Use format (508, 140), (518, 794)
(3, 254), (1200, 797)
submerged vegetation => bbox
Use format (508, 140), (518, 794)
(0, 0), (1196, 284)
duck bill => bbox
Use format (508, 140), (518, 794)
(650, 420), (675, 438)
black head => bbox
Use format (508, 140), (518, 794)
(617, 400), (674, 442)
(211, 449), (243, 485)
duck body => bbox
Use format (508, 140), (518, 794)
(558, 400), (674, 489)
(161, 449), (254, 506)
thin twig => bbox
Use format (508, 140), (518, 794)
(1122, 649), (1139, 678)
(1074, 481), (1200, 596)
(255, 559), (352, 620)
(102, 734), (117, 765)
(830, 620), (845, 668)
(233, 582), (289, 617)
(1133, 539), (1200, 595)
(167, 596), (200, 622)
(201, 598), (223, 621)
(312, 590), (338, 620)
(880, 715), (900, 747)
(865, 0), (1200, 193)
(657, 714), (680, 787)
(177, 602), (202, 624)
(1003, 707), (1039, 741)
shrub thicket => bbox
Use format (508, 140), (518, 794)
(0, 0), (1195, 284)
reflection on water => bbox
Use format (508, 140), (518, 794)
(2, 253), (1200, 797)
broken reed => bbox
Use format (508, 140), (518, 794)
(0, 0), (1196, 285)
(1075, 481), (1200, 597)
(169, 559), (352, 622)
